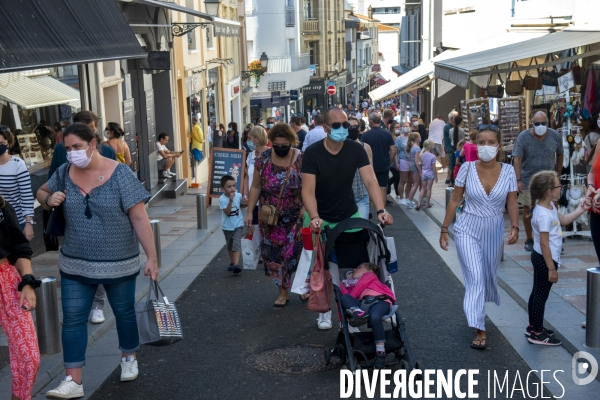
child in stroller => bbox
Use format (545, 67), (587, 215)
(340, 262), (396, 369)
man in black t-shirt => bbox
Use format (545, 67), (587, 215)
(290, 116), (306, 150)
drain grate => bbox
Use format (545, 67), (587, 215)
(146, 206), (183, 216)
(246, 344), (342, 374)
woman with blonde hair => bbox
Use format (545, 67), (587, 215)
(404, 132), (421, 208)
(416, 139), (437, 210)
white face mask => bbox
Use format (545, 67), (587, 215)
(402, 127), (411, 134)
(67, 146), (94, 168)
(533, 124), (547, 136)
(394, 129), (401, 134)
(103, 130), (110, 139)
(477, 145), (498, 162)
(412, 121), (418, 127)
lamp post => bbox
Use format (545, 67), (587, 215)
(260, 52), (269, 69)
(204, 0), (221, 18)
(242, 52), (269, 88)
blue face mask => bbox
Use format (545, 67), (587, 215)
(267, 123), (274, 129)
(329, 127), (349, 142)
(247, 141), (256, 150)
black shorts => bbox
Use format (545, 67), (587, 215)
(375, 170), (389, 187)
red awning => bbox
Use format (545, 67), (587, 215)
(374, 77), (388, 85)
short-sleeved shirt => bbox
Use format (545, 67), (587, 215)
(512, 128), (563, 189)
(295, 129), (307, 150)
(443, 122), (454, 151)
(395, 135), (409, 161)
(421, 152), (436, 176)
(361, 127), (395, 173)
(428, 119), (445, 144)
(47, 163), (150, 283)
(302, 139), (370, 222)
(156, 142), (167, 161)
(409, 146), (420, 166)
(219, 192), (244, 231)
(532, 202), (562, 263)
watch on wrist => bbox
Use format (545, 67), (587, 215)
(25, 220), (36, 225)
(376, 209), (386, 215)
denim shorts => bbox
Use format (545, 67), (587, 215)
(409, 163), (419, 174)
(422, 173), (435, 181)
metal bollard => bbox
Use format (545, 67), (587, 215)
(586, 267), (600, 348)
(445, 187), (455, 223)
(150, 220), (162, 269)
(34, 277), (61, 355)
(197, 194), (208, 229)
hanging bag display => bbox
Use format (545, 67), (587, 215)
(135, 279), (183, 346)
(541, 54), (559, 87)
(259, 151), (295, 226)
(485, 67), (505, 98)
(524, 57), (543, 91)
(506, 62), (524, 96)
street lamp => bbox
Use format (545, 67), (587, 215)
(205, 0), (221, 18)
(334, 61), (339, 70)
(259, 52), (269, 69)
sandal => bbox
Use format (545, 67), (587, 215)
(471, 338), (487, 350)
(299, 293), (310, 302)
(426, 204), (433, 208)
(274, 298), (289, 307)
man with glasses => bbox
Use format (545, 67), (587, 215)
(513, 111), (564, 251)
(362, 113), (397, 206)
(302, 107), (393, 330)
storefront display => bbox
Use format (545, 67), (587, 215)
(461, 98), (489, 133)
(497, 96), (526, 147)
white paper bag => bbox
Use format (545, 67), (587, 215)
(385, 236), (398, 274)
(242, 226), (261, 270)
(291, 248), (313, 294)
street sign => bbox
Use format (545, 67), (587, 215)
(327, 85), (337, 95)
(289, 90), (299, 100)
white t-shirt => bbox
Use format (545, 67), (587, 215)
(532, 202), (562, 264)
(428, 119), (445, 144)
(156, 142), (167, 161)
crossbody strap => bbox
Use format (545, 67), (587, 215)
(275, 149), (296, 212)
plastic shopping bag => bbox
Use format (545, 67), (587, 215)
(291, 248), (313, 295)
(242, 227), (261, 270)
(385, 236), (398, 274)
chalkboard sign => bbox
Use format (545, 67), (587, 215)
(207, 148), (247, 203)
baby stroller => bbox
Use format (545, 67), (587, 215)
(322, 218), (419, 372)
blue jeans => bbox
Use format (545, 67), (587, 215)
(355, 195), (370, 220)
(340, 294), (390, 342)
(61, 276), (139, 368)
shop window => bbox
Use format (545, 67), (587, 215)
(103, 61), (116, 78)
(207, 25), (215, 50)
(186, 0), (198, 50)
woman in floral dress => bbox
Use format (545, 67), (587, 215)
(245, 124), (304, 307)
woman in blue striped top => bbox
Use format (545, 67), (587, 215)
(0, 126), (35, 241)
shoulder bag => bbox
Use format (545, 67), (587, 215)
(45, 166), (68, 237)
(485, 67), (505, 98)
(259, 150), (295, 226)
(455, 162), (471, 218)
(506, 62), (524, 96)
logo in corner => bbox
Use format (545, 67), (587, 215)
(572, 351), (598, 385)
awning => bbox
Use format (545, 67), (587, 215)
(435, 30), (600, 87)
(0, 0), (145, 73)
(373, 77), (388, 85)
(125, 0), (240, 37)
(31, 76), (81, 110)
(369, 62), (433, 102)
(392, 65), (413, 75)
(0, 75), (78, 109)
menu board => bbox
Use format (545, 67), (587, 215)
(122, 98), (138, 172)
(17, 133), (44, 166)
(207, 148), (246, 204)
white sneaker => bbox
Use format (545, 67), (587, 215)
(120, 356), (139, 382)
(161, 171), (171, 178)
(167, 171), (176, 177)
(317, 310), (333, 330)
(46, 376), (84, 399)
(404, 201), (415, 209)
(442, 168), (448, 173)
(90, 308), (105, 324)
(398, 198), (406, 206)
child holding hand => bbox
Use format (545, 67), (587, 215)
(340, 262), (396, 369)
(220, 175), (247, 274)
(527, 171), (592, 345)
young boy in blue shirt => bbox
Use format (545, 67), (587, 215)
(219, 175), (246, 273)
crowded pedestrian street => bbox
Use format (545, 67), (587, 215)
(4, 1), (600, 399)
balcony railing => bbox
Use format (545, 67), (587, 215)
(303, 18), (318, 32)
(285, 6), (295, 27)
(249, 53), (310, 74)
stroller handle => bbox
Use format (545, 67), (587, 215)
(323, 218), (389, 262)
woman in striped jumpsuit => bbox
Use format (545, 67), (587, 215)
(440, 126), (520, 349)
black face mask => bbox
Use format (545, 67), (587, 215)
(348, 126), (360, 141)
(273, 145), (291, 158)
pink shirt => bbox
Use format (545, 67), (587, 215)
(463, 142), (478, 162)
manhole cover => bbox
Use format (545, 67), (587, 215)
(246, 344), (342, 374)
(147, 206), (183, 216)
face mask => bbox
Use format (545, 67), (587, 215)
(534, 124), (547, 136)
(394, 129), (401, 134)
(67, 146), (94, 168)
(0, 144), (7, 156)
(477, 145), (498, 162)
(228, 127), (232, 131)
(61, 127), (67, 132)
(348, 126), (360, 141)
(103, 130), (110, 139)
(267, 124), (274, 129)
(329, 126), (349, 142)
(402, 127), (411, 134)
(413, 121), (418, 127)
(273, 145), (291, 157)
(247, 141), (256, 151)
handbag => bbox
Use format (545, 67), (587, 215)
(135, 279), (183, 346)
(259, 150), (295, 226)
(541, 55), (558, 87)
(455, 162), (471, 218)
(45, 166), (68, 238)
(291, 246), (314, 295)
(308, 232), (332, 313)
(485, 67), (505, 98)
(241, 226), (261, 270)
(505, 62), (523, 96)
(524, 58), (543, 90)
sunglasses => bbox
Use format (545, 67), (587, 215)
(477, 124), (499, 132)
(272, 144), (290, 149)
(533, 122), (548, 127)
(327, 121), (351, 130)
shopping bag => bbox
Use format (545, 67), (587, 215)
(385, 236), (398, 274)
(135, 280), (183, 346)
(308, 233), (332, 313)
(242, 227), (261, 270)
(291, 248), (313, 294)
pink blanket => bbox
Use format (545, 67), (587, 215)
(340, 272), (396, 303)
